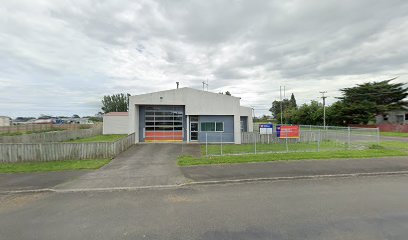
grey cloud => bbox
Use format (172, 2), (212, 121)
(0, 0), (407, 117)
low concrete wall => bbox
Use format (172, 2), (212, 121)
(0, 125), (102, 143)
(0, 133), (135, 163)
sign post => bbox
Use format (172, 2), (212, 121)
(259, 124), (273, 144)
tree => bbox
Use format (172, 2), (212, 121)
(72, 114), (80, 118)
(289, 101), (323, 125)
(337, 79), (408, 124)
(269, 99), (290, 118)
(289, 93), (297, 109)
(269, 93), (297, 123)
(101, 93), (129, 113)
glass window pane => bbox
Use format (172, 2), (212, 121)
(201, 122), (215, 131)
(216, 122), (224, 132)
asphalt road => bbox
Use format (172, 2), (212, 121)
(1, 175), (408, 240)
(0, 170), (90, 192)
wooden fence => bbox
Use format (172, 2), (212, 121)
(0, 123), (96, 134)
(0, 133), (135, 163)
(0, 125), (102, 143)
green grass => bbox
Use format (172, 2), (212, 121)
(178, 149), (408, 166)
(0, 159), (111, 173)
(65, 134), (127, 143)
(179, 140), (408, 166)
(203, 141), (346, 155)
(378, 141), (408, 150)
(0, 128), (66, 136)
(381, 132), (408, 138)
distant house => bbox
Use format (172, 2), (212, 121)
(376, 106), (408, 125)
(0, 116), (11, 127)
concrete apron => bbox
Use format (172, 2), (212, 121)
(54, 143), (200, 190)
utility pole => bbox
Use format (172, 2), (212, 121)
(320, 91), (328, 129)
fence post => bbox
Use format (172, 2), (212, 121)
(220, 132), (223, 156)
(206, 132), (208, 157)
(254, 132), (257, 154)
(317, 130), (321, 152)
(376, 128), (380, 145)
(285, 131), (289, 152)
(347, 127), (351, 149)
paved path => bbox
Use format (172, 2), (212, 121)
(181, 156), (408, 182)
(56, 144), (200, 190)
(1, 175), (408, 239)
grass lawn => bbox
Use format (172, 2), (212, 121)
(0, 128), (66, 137)
(179, 141), (408, 166)
(0, 159), (111, 173)
(65, 134), (126, 143)
(203, 141), (346, 155)
(381, 132), (408, 138)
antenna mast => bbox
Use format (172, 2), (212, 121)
(202, 81), (208, 91)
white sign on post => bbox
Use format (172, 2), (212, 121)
(259, 124), (273, 135)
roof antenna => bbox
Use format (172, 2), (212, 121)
(176, 82), (179, 89)
(202, 81), (208, 91)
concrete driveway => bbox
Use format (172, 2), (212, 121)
(56, 143), (200, 190)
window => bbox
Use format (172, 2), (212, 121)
(405, 113), (408, 121)
(200, 122), (224, 132)
(216, 122), (223, 131)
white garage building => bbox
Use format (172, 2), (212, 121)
(103, 87), (253, 144)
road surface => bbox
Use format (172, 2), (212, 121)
(1, 174), (408, 239)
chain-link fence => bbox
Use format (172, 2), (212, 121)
(203, 125), (380, 156)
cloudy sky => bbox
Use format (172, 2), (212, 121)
(1, 0), (408, 117)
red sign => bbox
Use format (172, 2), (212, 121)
(279, 126), (300, 139)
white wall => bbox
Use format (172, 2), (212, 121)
(103, 115), (129, 134)
(240, 106), (253, 132)
(128, 88), (254, 144)
(0, 117), (11, 127)
(129, 88), (241, 116)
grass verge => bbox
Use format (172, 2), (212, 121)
(0, 128), (66, 136)
(203, 141), (345, 155)
(178, 141), (408, 166)
(381, 132), (408, 138)
(178, 149), (407, 166)
(65, 134), (126, 143)
(0, 159), (111, 173)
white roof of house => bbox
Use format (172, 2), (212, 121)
(131, 87), (241, 100)
(104, 112), (129, 116)
(129, 87), (250, 116)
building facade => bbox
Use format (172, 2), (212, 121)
(104, 87), (253, 144)
(376, 107), (408, 125)
(0, 116), (11, 127)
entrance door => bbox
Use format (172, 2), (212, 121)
(190, 122), (198, 141)
(190, 116), (198, 141)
